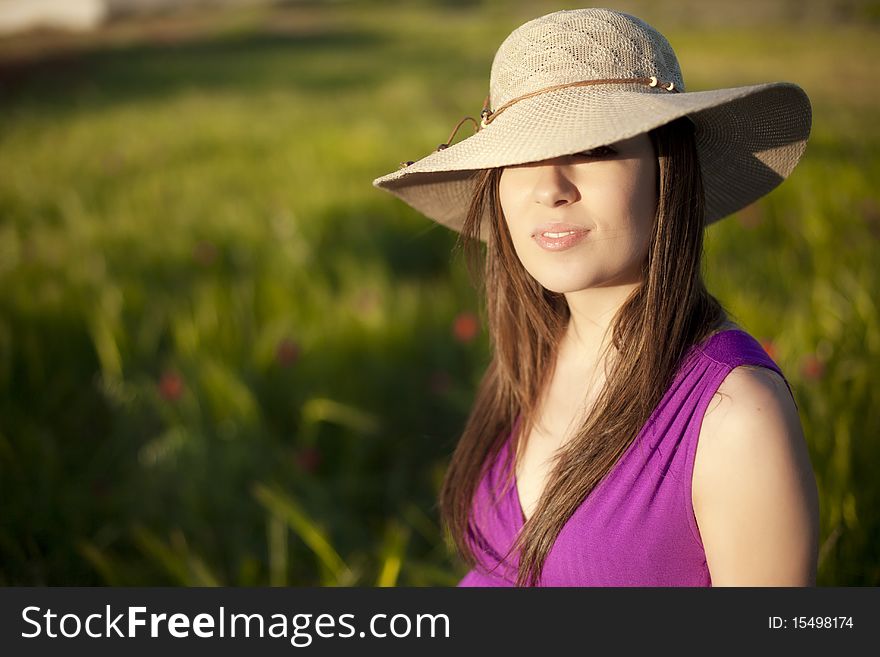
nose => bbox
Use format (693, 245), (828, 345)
(530, 159), (580, 208)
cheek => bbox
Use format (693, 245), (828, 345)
(627, 161), (657, 258)
(498, 171), (530, 244)
(497, 170), (521, 219)
(636, 157), (659, 221)
(616, 159), (657, 232)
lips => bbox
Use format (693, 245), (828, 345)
(531, 222), (591, 252)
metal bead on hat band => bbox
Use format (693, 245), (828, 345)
(648, 76), (675, 91)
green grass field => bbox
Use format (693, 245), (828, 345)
(0, 0), (878, 585)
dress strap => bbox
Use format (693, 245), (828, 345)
(697, 329), (797, 411)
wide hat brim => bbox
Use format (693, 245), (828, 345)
(371, 81), (812, 242)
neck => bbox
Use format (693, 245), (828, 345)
(560, 280), (642, 368)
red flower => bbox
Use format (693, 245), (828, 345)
(103, 151), (125, 174)
(355, 288), (380, 316)
(192, 240), (218, 266)
(453, 311), (479, 343)
(295, 446), (322, 474)
(276, 338), (300, 367)
(158, 370), (184, 401)
(860, 197), (880, 239)
(91, 479), (109, 500)
(801, 354), (825, 380)
(736, 202), (763, 229)
(759, 338), (777, 361)
(429, 369), (452, 395)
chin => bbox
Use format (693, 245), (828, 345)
(520, 260), (593, 291)
(532, 275), (596, 294)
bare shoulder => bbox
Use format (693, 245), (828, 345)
(703, 364), (793, 419)
(692, 365), (820, 586)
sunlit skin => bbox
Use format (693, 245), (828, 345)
(498, 132), (657, 366)
(498, 133), (819, 585)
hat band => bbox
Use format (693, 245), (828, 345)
(480, 75), (678, 128)
(399, 75), (679, 169)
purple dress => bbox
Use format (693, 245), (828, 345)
(456, 328), (795, 587)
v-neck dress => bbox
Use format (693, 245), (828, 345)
(456, 328), (796, 587)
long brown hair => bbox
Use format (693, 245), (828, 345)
(438, 116), (733, 586)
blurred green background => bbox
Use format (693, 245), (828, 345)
(0, 0), (877, 586)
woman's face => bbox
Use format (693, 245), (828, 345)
(498, 132), (658, 294)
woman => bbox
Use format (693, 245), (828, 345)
(372, 8), (819, 587)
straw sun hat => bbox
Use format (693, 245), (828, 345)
(371, 7), (812, 242)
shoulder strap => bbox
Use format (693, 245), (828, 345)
(699, 329), (798, 411)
